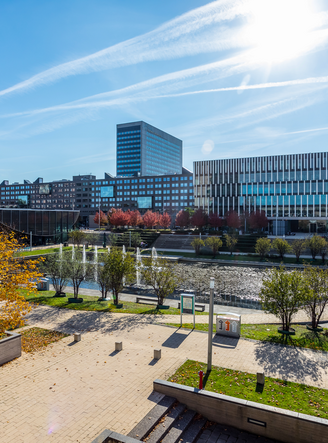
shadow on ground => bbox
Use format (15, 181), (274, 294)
(254, 340), (328, 384)
(212, 334), (239, 349)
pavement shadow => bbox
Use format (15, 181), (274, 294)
(212, 334), (239, 349)
(161, 328), (192, 349)
(254, 341), (328, 384)
(148, 358), (159, 366)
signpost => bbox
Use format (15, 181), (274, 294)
(180, 293), (195, 329)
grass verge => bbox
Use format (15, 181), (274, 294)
(169, 360), (328, 419)
(165, 323), (328, 352)
(23, 290), (205, 315)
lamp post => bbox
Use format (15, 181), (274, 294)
(207, 277), (215, 373)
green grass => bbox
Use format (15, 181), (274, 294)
(23, 290), (206, 315)
(17, 246), (72, 257)
(165, 323), (328, 351)
(169, 360), (328, 419)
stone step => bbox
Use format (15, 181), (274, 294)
(127, 396), (176, 441)
(144, 402), (186, 443)
(161, 409), (196, 443)
(179, 416), (207, 443)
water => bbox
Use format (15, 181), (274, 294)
(82, 245), (86, 263)
(152, 247), (157, 260)
(122, 245), (126, 286)
(136, 247), (141, 285)
(72, 244), (75, 260)
(59, 243), (63, 260)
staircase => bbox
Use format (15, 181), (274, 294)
(127, 395), (277, 443)
(152, 235), (195, 251)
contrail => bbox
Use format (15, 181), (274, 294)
(0, 0), (247, 98)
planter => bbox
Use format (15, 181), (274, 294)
(68, 298), (83, 303)
(0, 331), (21, 366)
(53, 292), (66, 298)
(306, 324), (323, 332)
(156, 305), (170, 310)
(278, 327), (295, 336)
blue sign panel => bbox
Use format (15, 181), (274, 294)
(101, 186), (114, 198)
(137, 196), (152, 209)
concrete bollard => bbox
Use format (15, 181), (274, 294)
(154, 349), (161, 360)
(257, 372), (265, 385)
(74, 333), (81, 342)
(115, 341), (123, 351)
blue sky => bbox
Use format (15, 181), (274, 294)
(1, 0), (328, 183)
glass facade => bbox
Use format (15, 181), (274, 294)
(0, 209), (79, 245)
(194, 153), (328, 233)
(116, 121), (182, 177)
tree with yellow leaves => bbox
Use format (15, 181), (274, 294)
(0, 231), (43, 335)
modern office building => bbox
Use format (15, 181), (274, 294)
(0, 170), (193, 226)
(0, 208), (79, 245)
(116, 121), (182, 177)
(194, 152), (328, 234)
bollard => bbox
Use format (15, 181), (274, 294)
(74, 333), (81, 342)
(115, 341), (123, 351)
(154, 349), (161, 360)
(198, 370), (204, 390)
(257, 372), (265, 385)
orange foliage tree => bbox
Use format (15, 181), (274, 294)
(0, 231), (43, 335)
(93, 210), (107, 226)
(142, 210), (159, 229)
(159, 212), (171, 228)
(129, 210), (143, 227)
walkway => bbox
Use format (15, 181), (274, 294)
(1, 305), (328, 443)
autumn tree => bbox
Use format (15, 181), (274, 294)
(291, 239), (306, 263)
(191, 208), (208, 229)
(272, 238), (291, 260)
(191, 238), (205, 255)
(110, 209), (130, 228)
(175, 209), (190, 228)
(249, 210), (268, 232)
(225, 210), (240, 231)
(205, 236), (223, 258)
(143, 210), (158, 229)
(129, 210), (143, 227)
(208, 213), (223, 230)
(159, 212), (171, 228)
(224, 234), (238, 255)
(93, 210), (107, 226)
(255, 237), (271, 260)
(0, 231), (43, 335)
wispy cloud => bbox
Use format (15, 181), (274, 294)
(1, 0), (327, 99)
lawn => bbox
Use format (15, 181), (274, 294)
(169, 360), (328, 419)
(17, 246), (72, 257)
(23, 290), (205, 315)
(165, 323), (328, 352)
(20, 327), (69, 353)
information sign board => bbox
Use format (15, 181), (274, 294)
(180, 293), (195, 328)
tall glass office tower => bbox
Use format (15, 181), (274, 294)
(116, 121), (182, 177)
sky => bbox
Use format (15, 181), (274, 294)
(0, 0), (328, 183)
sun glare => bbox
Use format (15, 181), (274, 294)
(245, 0), (315, 63)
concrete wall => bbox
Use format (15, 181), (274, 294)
(153, 379), (328, 443)
(0, 331), (21, 366)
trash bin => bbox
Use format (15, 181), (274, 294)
(37, 278), (50, 291)
(216, 312), (241, 338)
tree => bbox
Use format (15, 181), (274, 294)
(303, 266), (328, 329)
(140, 257), (177, 305)
(110, 209), (130, 228)
(225, 210), (240, 231)
(68, 230), (86, 249)
(121, 231), (141, 251)
(104, 247), (135, 305)
(159, 212), (171, 228)
(272, 238), (291, 260)
(306, 235), (326, 260)
(175, 210), (190, 228)
(291, 239), (306, 263)
(94, 255), (112, 300)
(93, 210), (107, 226)
(224, 234), (238, 255)
(143, 210), (158, 229)
(260, 267), (305, 332)
(66, 252), (93, 299)
(191, 238), (205, 255)
(85, 233), (99, 248)
(255, 237), (271, 260)
(319, 238), (328, 264)
(129, 210), (143, 227)
(107, 207), (117, 226)
(249, 210), (268, 232)
(205, 236), (223, 258)
(42, 252), (70, 295)
(0, 231), (43, 335)
(208, 212), (223, 230)
(191, 208), (208, 229)
(108, 233), (118, 246)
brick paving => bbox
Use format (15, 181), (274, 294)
(1, 306), (328, 442)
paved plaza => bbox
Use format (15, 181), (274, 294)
(1, 305), (328, 443)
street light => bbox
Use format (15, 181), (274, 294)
(207, 277), (215, 373)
